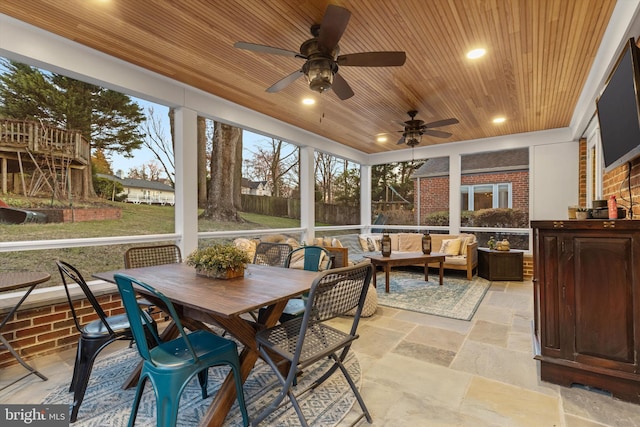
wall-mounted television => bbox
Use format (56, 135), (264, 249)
(597, 38), (640, 172)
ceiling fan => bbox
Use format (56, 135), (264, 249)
(397, 110), (459, 147)
(234, 4), (406, 100)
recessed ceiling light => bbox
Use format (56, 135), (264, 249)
(302, 98), (315, 105)
(493, 116), (506, 124)
(376, 135), (388, 143)
(466, 48), (486, 59)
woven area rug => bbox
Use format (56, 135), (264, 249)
(375, 269), (491, 321)
(43, 347), (360, 426)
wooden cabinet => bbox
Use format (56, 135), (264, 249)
(531, 220), (640, 403)
(478, 248), (523, 281)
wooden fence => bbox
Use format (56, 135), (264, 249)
(241, 194), (360, 225)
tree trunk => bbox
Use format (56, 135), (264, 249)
(197, 116), (207, 208)
(201, 122), (243, 222)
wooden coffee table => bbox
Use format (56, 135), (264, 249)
(364, 252), (446, 293)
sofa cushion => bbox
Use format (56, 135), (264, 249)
(443, 255), (467, 265)
(335, 234), (364, 255)
(398, 233), (423, 252)
(440, 238), (462, 255)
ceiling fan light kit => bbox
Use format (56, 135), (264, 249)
(234, 4), (406, 100)
(396, 110), (460, 147)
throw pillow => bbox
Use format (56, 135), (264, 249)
(285, 237), (300, 250)
(458, 234), (477, 255)
(439, 238), (462, 255)
(233, 238), (257, 261)
(358, 235), (370, 252)
(366, 236), (380, 251)
(331, 238), (343, 248)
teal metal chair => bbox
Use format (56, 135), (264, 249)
(114, 273), (249, 427)
(280, 245), (332, 322)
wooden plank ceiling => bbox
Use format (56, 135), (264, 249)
(0, 0), (617, 154)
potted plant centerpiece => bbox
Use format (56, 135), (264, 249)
(186, 243), (251, 279)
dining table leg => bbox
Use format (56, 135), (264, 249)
(191, 300), (288, 427)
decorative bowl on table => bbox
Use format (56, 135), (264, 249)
(186, 244), (251, 280)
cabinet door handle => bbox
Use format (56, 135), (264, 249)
(603, 221), (616, 228)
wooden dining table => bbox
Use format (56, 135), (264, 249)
(93, 262), (320, 427)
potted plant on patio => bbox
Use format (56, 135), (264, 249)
(186, 243), (251, 279)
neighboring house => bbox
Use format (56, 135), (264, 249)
(241, 178), (272, 196)
(412, 147), (529, 218)
(97, 173), (175, 206)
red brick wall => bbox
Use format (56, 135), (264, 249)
(0, 292), (127, 369)
(416, 170), (529, 217)
(579, 138), (587, 207)
(417, 176), (450, 214)
(602, 159), (640, 218)
(30, 207), (121, 223)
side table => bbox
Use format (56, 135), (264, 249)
(478, 248), (523, 281)
(0, 271), (50, 390)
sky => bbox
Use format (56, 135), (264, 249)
(109, 98), (271, 177)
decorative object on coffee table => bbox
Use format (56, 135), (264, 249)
(422, 232), (432, 254)
(186, 243), (251, 279)
(381, 233), (392, 257)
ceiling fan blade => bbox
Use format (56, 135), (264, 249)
(424, 118), (459, 128)
(234, 41), (302, 58)
(331, 72), (354, 100)
(266, 70), (304, 93)
(337, 52), (407, 67)
(317, 4), (351, 54)
(397, 135), (406, 145)
(423, 129), (453, 138)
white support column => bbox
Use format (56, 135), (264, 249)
(449, 155), (462, 234)
(299, 146), (315, 244)
(174, 107), (199, 256)
(360, 164), (372, 231)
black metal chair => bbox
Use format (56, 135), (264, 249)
(56, 260), (157, 423)
(252, 242), (292, 267)
(252, 263), (374, 427)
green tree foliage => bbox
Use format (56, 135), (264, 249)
(372, 160), (424, 203)
(93, 176), (124, 201)
(333, 167), (360, 206)
(0, 59), (145, 156)
(91, 149), (113, 175)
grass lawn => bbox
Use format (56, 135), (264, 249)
(1, 199), (316, 287)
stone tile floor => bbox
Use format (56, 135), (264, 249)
(2, 278), (640, 426)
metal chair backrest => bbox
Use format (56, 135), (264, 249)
(253, 242), (291, 267)
(56, 260), (114, 335)
(303, 263), (373, 328)
(124, 244), (182, 268)
(114, 274), (190, 363)
(284, 245), (332, 271)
